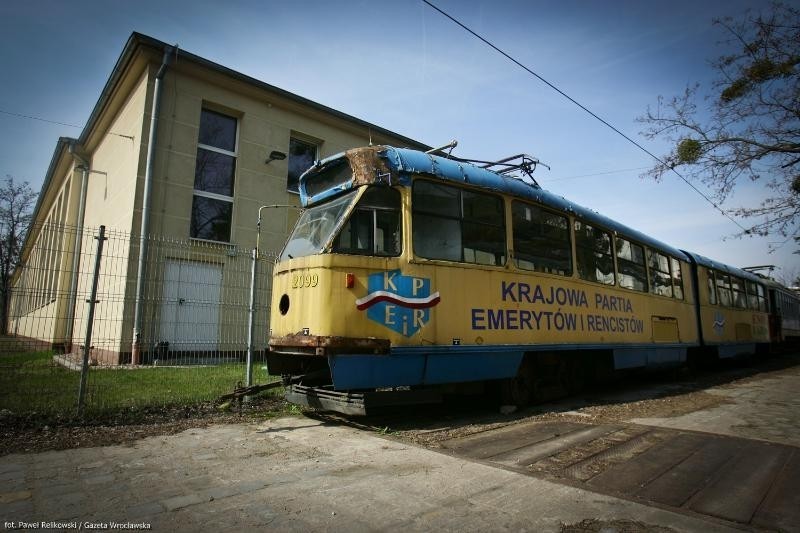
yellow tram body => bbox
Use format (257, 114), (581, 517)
(270, 228), (699, 350)
(267, 145), (775, 403)
(692, 259), (770, 357)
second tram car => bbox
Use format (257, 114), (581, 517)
(267, 145), (775, 413)
(765, 279), (800, 342)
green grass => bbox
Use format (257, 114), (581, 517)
(0, 350), (282, 418)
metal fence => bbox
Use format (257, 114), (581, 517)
(0, 223), (279, 418)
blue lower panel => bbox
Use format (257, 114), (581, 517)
(424, 352), (524, 384)
(613, 347), (687, 370)
(329, 351), (524, 390)
(717, 343), (755, 359)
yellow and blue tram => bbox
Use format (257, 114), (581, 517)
(765, 279), (800, 342)
(267, 145), (779, 413)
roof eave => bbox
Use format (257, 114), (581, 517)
(78, 32), (429, 153)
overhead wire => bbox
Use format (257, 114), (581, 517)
(421, 0), (749, 233)
(0, 109), (135, 140)
(540, 166), (650, 182)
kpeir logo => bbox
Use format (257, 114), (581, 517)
(355, 270), (440, 337)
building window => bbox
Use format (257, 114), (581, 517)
(191, 109), (237, 242)
(512, 201), (572, 276)
(574, 220), (613, 285)
(615, 236), (647, 291)
(287, 137), (318, 193)
(412, 180), (505, 265)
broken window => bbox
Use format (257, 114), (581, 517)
(412, 180), (506, 266)
(512, 201), (572, 276)
(574, 220), (614, 285)
(333, 187), (401, 256)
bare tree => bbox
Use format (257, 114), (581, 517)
(0, 176), (37, 334)
(639, 2), (800, 241)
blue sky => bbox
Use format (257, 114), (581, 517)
(1, 0), (797, 281)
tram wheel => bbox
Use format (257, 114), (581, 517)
(501, 356), (539, 407)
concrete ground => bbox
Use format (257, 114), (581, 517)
(2, 360), (800, 532)
(1, 417), (739, 532)
(631, 363), (800, 447)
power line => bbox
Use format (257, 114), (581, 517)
(0, 109), (83, 129)
(0, 109), (135, 140)
(421, 0), (749, 233)
(540, 166), (650, 182)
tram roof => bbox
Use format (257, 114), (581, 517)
(682, 251), (771, 285)
(298, 146), (759, 274)
(385, 147), (691, 259)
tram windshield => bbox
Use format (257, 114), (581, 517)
(280, 186), (402, 261)
(281, 191), (357, 260)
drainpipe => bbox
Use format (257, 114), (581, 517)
(132, 45), (176, 365)
(65, 144), (90, 352)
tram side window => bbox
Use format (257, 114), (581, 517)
(512, 201), (572, 276)
(746, 281), (759, 310)
(333, 187), (401, 256)
(715, 272), (733, 307)
(671, 257), (684, 300)
(707, 269), (717, 305)
(648, 250), (672, 297)
(757, 284), (767, 312)
(746, 281), (768, 311)
(615, 237), (647, 291)
(412, 180), (505, 265)
(574, 221), (614, 285)
(730, 277), (747, 308)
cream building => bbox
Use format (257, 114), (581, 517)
(8, 32), (427, 364)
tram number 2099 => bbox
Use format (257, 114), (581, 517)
(291, 273), (319, 288)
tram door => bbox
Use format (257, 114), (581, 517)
(159, 260), (222, 352)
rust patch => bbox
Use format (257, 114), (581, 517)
(345, 146), (395, 186)
(269, 334), (390, 356)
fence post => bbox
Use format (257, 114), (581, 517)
(246, 248), (257, 392)
(77, 225), (107, 416)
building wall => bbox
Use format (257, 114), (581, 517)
(9, 168), (77, 348)
(68, 70), (149, 362)
(82, 70), (150, 232)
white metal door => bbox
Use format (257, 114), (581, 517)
(159, 260), (222, 351)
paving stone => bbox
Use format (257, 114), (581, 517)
(48, 492), (86, 508)
(194, 453), (217, 461)
(0, 462), (24, 474)
(126, 501), (166, 518)
(0, 477), (28, 492)
(78, 460), (107, 470)
(201, 485), (240, 501)
(161, 493), (205, 511)
(0, 490), (31, 503)
(231, 480), (269, 495)
(0, 498), (34, 515)
(0, 471), (24, 485)
(83, 474), (116, 485)
(37, 483), (82, 498)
